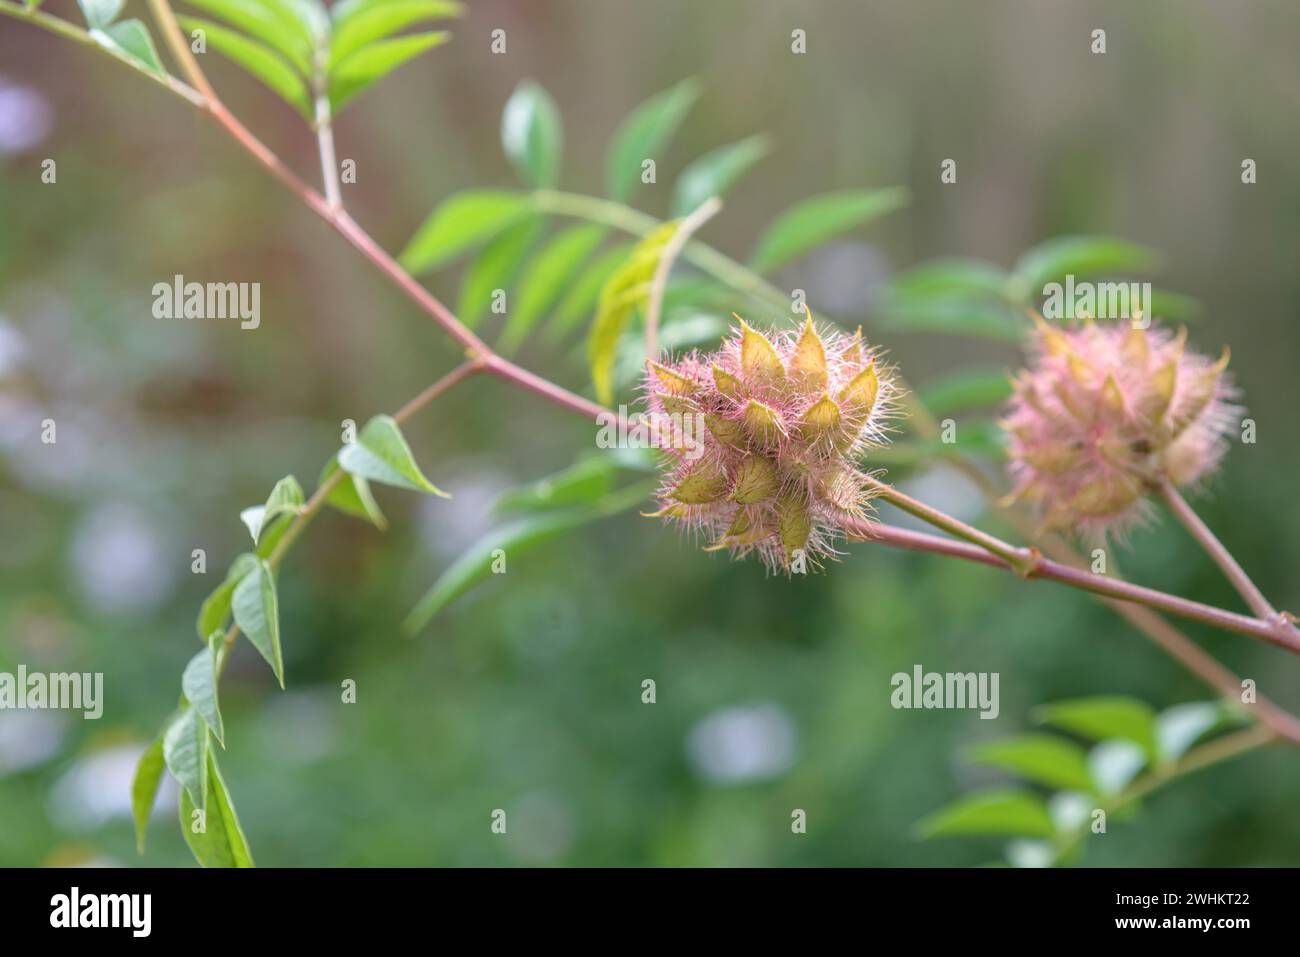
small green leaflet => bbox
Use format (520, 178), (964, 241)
(163, 705), (208, 813)
(338, 414), (448, 496)
(180, 750), (254, 867)
(319, 457), (387, 530)
(232, 558), (284, 687)
(1011, 235), (1160, 299)
(76, 0), (123, 28)
(918, 368), (1014, 417)
(131, 731), (167, 854)
(405, 480), (653, 632)
(966, 734), (1095, 794)
(887, 257), (1011, 302)
(330, 31), (449, 111)
(330, 0), (462, 70)
(196, 552), (258, 639)
(91, 20), (166, 76)
(494, 455), (615, 513)
(501, 79), (563, 189)
(500, 224), (605, 352)
(239, 474), (304, 545)
(606, 78), (699, 201)
(400, 190), (533, 274)
(881, 298), (1022, 342)
(182, 0), (313, 74)
(1034, 696), (1159, 760)
(546, 242), (631, 341)
(749, 187), (907, 273)
(457, 216), (541, 328)
(178, 17), (312, 117)
(671, 134), (769, 217)
(182, 633), (226, 746)
(917, 790), (1055, 839)
(588, 222), (679, 404)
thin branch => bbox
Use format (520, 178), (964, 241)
(312, 43), (343, 211)
(645, 197), (722, 360)
(846, 520), (1300, 653)
(1158, 477), (1283, 623)
(144, 0), (217, 104)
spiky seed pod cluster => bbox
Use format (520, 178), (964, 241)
(643, 313), (899, 573)
(1003, 316), (1238, 539)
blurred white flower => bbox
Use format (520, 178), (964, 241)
(686, 702), (798, 784)
(70, 502), (176, 614)
(48, 743), (176, 832)
(0, 710), (65, 776)
(0, 79), (53, 154)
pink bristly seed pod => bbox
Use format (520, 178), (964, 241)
(1002, 314), (1238, 540)
(642, 311), (900, 574)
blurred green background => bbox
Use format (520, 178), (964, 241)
(1, 0), (1299, 866)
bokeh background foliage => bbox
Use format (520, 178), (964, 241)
(1, 0), (1299, 866)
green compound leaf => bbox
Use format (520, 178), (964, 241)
(338, 414), (448, 496)
(181, 0), (313, 74)
(546, 242), (631, 341)
(457, 215), (541, 328)
(330, 0), (461, 70)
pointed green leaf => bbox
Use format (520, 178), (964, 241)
(1011, 235), (1160, 299)
(92, 19), (166, 75)
(180, 749), (254, 868)
(606, 78), (699, 201)
(399, 190), (532, 274)
(319, 457), (387, 529)
(231, 558), (283, 687)
(178, 17), (312, 117)
(196, 552), (258, 640)
(182, 633), (226, 746)
(919, 369), (1014, 418)
(750, 187), (907, 273)
(330, 31), (449, 111)
(546, 242), (630, 341)
(405, 481), (652, 632)
(338, 414), (447, 496)
(239, 474), (304, 545)
(501, 79), (563, 189)
(163, 706), (208, 813)
(671, 134), (769, 217)
(1034, 696), (1158, 759)
(918, 790), (1055, 839)
(330, 0), (461, 69)
(456, 215), (541, 328)
(886, 257), (1011, 302)
(588, 222), (678, 404)
(131, 731), (166, 854)
(967, 734), (1095, 793)
(500, 224), (605, 352)
(181, 0), (313, 74)
(77, 0), (123, 28)
(494, 455), (615, 513)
